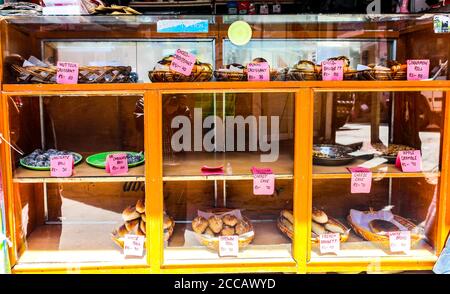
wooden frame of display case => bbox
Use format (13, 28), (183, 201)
(0, 82), (449, 274)
(1, 14), (450, 273)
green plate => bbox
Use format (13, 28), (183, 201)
(86, 151), (145, 169)
(19, 152), (83, 171)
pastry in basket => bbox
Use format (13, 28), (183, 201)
(293, 60), (316, 72)
(220, 226), (235, 236)
(208, 215), (224, 233)
(112, 198), (175, 248)
(192, 210), (254, 251)
(214, 63), (246, 81)
(192, 216), (209, 234)
(312, 208), (328, 224)
(149, 55), (213, 82)
(122, 205), (140, 221)
(312, 222), (327, 235)
(369, 219), (400, 236)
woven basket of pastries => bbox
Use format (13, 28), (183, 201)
(246, 57), (281, 81)
(326, 56), (359, 81)
(360, 64), (393, 80)
(148, 55), (213, 82)
(214, 63), (247, 81)
(347, 209), (423, 246)
(287, 60), (320, 81)
(387, 60), (407, 80)
(9, 55), (134, 84)
(191, 208), (254, 251)
(310, 208), (350, 243)
(277, 210), (294, 239)
(111, 198), (175, 248)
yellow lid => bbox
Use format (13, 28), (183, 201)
(228, 20), (252, 46)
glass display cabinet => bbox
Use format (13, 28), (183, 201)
(0, 14), (449, 274)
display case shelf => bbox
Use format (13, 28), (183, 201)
(163, 152), (293, 181)
(312, 160), (440, 179)
(15, 224), (147, 266)
(13, 161), (145, 183)
(165, 221), (294, 266)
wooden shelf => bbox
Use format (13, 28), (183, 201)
(3, 80), (450, 95)
(13, 161), (145, 183)
(313, 159), (440, 179)
(163, 152), (293, 181)
(16, 224), (147, 266)
(164, 221), (294, 265)
(310, 231), (436, 260)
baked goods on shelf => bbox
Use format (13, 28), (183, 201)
(112, 198), (175, 248)
(312, 208), (328, 224)
(214, 63), (246, 81)
(9, 55), (135, 84)
(310, 208), (350, 243)
(148, 55), (213, 82)
(369, 219), (400, 235)
(20, 149), (83, 170)
(360, 60), (407, 80)
(372, 143), (415, 163)
(347, 209), (423, 246)
(288, 60), (319, 81)
(191, 208), (254, 251)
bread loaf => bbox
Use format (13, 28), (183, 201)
(163, 214), (173, 230)
(281, 210), (294, 224)
(220, 226), (235, 236)
(192, 216), (208, 234)
(235, 221), (250, 235)
(312, 221), (327, 235)
(222, 214), (238, 227)
(122, 205), (140, 221)
(369, 219), (399, 235)
(125, 219), (140, 234)
(280, 217), (293, 232)
(312, 208), (328, 224)
(325, 219), (346, 234)
(136, 198), (145, 214)
(208, 216), (223, 233)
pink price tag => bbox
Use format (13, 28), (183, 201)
(395, 150), (422, 172)
(169, 49), (196, 76)
(56, 62), (79, 84)
(407, 60), (430, 80)
(319, 233), (340, 254)
(50, 155), (74, 177)
(247, 62), (270, 81)
(218, 235), (239, 257)
(252, 167), (274, 195)
(105, 153), (128, 175)
(348, 167), (372, 194)
(389, 231), (411, 253)
(322, 60), (344, 81)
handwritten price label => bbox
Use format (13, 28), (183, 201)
(349, 167), (372, 194)
(319, 233), (340, 254)
(322, 60), (344, 81)
(218, 235), (239, 257)
(251, 167), (274, 195)
(389, 231), (411, 253)
(169, 49), (196, 76)
(50, 155), (74, 177)
(407, 60), (430, 80)
(105, 153), (128, 175)
(123, 234), (145, 257)
(247, 62), (270, 81)
(56, 62), (79, 84)
(395, 150), (422, 172)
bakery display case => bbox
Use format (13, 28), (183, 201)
(0, 14), (449, 273)
(310, 90), (445, 269)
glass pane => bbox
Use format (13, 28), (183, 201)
(161, 92), (295, 265)
(311, 91), (443, 261)
(8, 94), (147, 266)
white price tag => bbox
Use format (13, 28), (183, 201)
(218, 236), (239, 257)
(389, 231), (411, 253)
(123, 234), (145, 257)
(319, 233), (340, 254)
